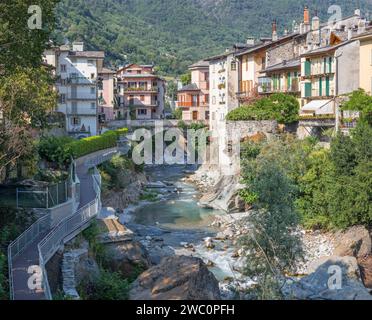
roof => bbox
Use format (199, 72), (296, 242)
(117, 73), (159, 78)
(100, 67), (116, 74)
(301, 100), (334, 115)
(178, 83), (200, 92)
(352, 28), (372, 40)
(189, 60), (209, 69)
(301, 40), (355, 57)
(68, 51), (105, 59)
(261, 58), (300, 73)
(235, 33), (299, 57)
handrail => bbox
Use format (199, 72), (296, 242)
(38, 168), (102, 300)
(7, 214), (51, 300)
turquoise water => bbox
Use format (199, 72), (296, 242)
(133, 165), (224, 230)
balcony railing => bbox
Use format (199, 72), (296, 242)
(125, 87), (158, 92)
(67, 77), (96, 85)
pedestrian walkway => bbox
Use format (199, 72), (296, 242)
(9, 147), (119, 300)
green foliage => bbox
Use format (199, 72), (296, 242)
(68, 129), (127, 159)
(342, 89), (372, 125)
(180, 73), (191, 85)
(99, 154), (135, 191)
(226, 94), (299, 124)
(173, 108), (183, 120)
(38, 136), (74, 167)
(54, 0), (366, 75)
(79, 269), (130, 300)
(82, 222), (108, 266)
(240, 162), (303, 300)
(240, 121), (372, 231)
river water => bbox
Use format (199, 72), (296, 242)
(128, 165), (250, 291)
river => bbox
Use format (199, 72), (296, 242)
(123, 165), (252, 297)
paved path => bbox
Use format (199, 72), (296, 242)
(11, 148), (118, 300)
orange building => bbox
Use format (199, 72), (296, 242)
(177, 60), (210, 122)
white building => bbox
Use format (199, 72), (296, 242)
(43, 42), (104, 137)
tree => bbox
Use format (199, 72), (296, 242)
(342, 89), (372, 125)
(180, 72), (191, 86)
(240, 162), (303, 299)
(0, 0), (59, 74)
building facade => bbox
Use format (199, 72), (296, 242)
(116, 64), (165, 120)
(43, 42), (104, 137)
(177, 60), (210, 122)
(98, 67), (116, 128)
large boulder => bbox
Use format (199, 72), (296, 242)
(105, 240), (152, 277)
(284, 256), (372, 300)
(129, 256), (221, 300)
(334, 226), (371, 259)
(359, 255), (372, 289)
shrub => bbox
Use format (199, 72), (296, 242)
(226, 93), (299, 124)
(38, 136), (74, 166)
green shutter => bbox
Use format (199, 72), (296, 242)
(287, 72), (291, 91)
(305, 60), (311, 76)
(325, 76), (330, 96)
(305, 82), (312, 97)
(324, 58), (327, 74)
(328, 57), (333, 73)
(319, 78), (322, 96)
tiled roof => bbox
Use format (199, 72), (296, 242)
(178, 83), (200, 92)
(189, 60), (209, 69)
(261, 58), (300, 73)
(301, 40), (355, 57)
(69, 51), (105, 58)
(100, 67), (116, 74)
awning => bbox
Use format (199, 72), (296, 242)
(301, 100), (334, 115)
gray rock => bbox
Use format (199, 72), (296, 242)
(129, 256), (221, 300)
(285, 256), (372, 300)
(334, 226), (371, 259)
(105, 240), (152, 277)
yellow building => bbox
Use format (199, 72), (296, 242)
(355, 31), (372, 93)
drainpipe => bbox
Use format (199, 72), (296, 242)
(334, 52), (343, 133)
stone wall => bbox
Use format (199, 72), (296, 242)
(226, 120), (278, 140)
(267, 41), (296, 67)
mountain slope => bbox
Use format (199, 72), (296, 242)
(54, 0), (371, 75)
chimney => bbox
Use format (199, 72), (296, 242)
(348, 28), (353, 40)
(304, 6), (310, 25)
(246, 37), (255, 46)
(72, 42), (84, 52)
(312, 15), (320, 31)
(355, 9), (361, 16)
(272, 20), (278, 41)
(358, 19), (366, 34)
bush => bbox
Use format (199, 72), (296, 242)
(79, 269), (131, 300)
(226, 93), (299, 124)
(38, 129), (128, 165)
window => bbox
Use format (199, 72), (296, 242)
(204, 94), (209, 103)
(231, 61), (237, 71)
(70, 57), (77, 65)
(59, 94), (66, 104)
(91, 73), (95, 79)
(138, 109), (147, 115)
(91, 102), (96, 109)
(88, 60), (94, 65)
(71, 117), (80, 125)
(212, 96), (216, 105)
(205, 111), (210, 120)
(60, 64), (66, 73)
(140, 95), (145, 101)
(61, 79), (67, 86)
(90, 87), (95, 94)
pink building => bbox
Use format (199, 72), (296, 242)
(98, 67), (116, 127)
(177, 60), (209, 121)
(116, 64), (165, 120)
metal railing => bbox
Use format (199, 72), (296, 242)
(7, 214), (52, 300)
(38, 168), (101, 300)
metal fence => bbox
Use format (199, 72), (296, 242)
(38, 168), (101, 300)
(7, 214), (52, 300)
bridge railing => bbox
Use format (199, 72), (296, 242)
(7, 214), (51, 300)
(37, 168), (102, 300)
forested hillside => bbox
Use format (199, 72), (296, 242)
(54, 0), (371, 75)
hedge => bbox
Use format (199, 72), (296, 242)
(67, 129), (128, 159)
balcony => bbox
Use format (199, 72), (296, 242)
(177, 101), (208, 108)
(67, 96), (97, 101)
(67, 77), (96, 85)
(66, 106), (97, 116)
(124, 86), (158, 93)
